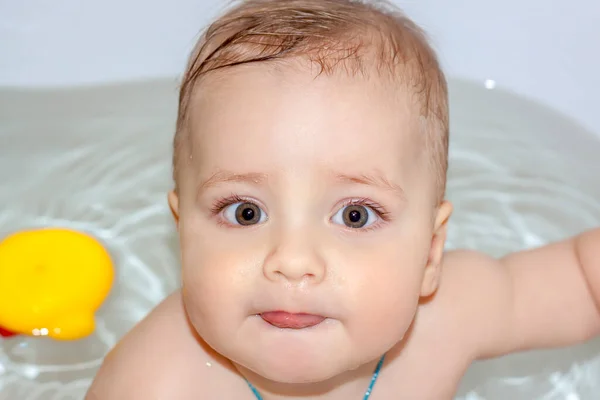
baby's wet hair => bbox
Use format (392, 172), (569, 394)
(173, 0), (449, 203)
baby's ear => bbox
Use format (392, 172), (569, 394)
(420, 201), (453, 297)
(168, 191), (180, 227)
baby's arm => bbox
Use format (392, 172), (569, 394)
(445, 228), (600, 359)
(502, 228), (600, 351)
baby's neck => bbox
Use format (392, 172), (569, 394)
(234, 358), (382, 400)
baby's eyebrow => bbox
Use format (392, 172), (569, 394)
(197, 169), (405, 200)
(198, 170), (268, 191)
(331, 171), (406, 200)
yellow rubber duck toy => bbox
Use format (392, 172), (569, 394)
(0, 228), (114, 340)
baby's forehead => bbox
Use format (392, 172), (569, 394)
(192, 61), (422, 131)
(193, 65), (420, 146)
(187, 65), (425, 187)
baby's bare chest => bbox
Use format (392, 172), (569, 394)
(196, 369), (464, 400)
(181, 349), (469, 400)
(185, 372), (462, 400)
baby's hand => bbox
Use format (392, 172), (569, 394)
(441, 228), (600, 359)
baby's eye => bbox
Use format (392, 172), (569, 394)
(331, 204), (378, 229)
(223, 202), (267, 226)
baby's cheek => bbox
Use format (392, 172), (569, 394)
(181, 247), (250, 320)
(182, 260), (231, 308)
(344, 251), (424, 339)
(181, 268), (239, 346)
(362, 275), (419, 326)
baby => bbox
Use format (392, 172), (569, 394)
(86, 0), (600, 399)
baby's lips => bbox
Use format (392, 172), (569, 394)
(46, 311), (96, 340)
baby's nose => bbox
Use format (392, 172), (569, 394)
(262, 230), (326, 284)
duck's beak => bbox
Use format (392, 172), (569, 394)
(0, 325), (18, 338)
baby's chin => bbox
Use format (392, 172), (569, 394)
(226, 336), (386, 386)
(235, 352), (356, 384)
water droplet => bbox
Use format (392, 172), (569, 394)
(484, 79), (496, 89)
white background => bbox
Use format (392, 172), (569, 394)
(1, 0), (599, 136)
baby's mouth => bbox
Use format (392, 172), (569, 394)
(260, 311), (325, 329)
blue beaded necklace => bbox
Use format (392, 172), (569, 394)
(245, 354), (386, 400)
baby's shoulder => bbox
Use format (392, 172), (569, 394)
(86, 290), (230, 399)
(413, 250), (515, 358)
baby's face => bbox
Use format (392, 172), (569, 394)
(170, 64), (449, 383)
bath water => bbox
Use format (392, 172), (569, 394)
(0, 79), (599, 399)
